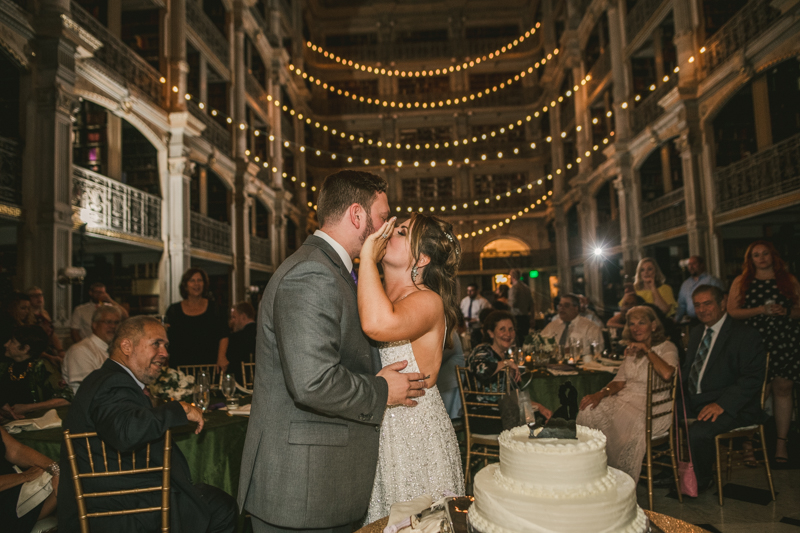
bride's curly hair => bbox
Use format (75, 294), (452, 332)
(408, 213), (462, 349)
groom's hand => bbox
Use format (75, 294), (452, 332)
(378, 360), (426, 407)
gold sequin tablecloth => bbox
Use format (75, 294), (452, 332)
(355, 511), (708, 533)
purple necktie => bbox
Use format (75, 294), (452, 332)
(350, 270), (358, 285)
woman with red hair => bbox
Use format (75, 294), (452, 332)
(729, 240), (800, 464)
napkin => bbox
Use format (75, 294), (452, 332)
(580, 361), (618, 373)
(547, 368), (578, 376)
(227, 404), (251, 416)
(12, 466), (53, 518)
(385, 493), (456, 533)
(386, 494), (432, 530)
(598, 357), (623, 367)
(3, 409), (62, 434)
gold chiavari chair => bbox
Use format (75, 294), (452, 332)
(63, 429), (172, 533)
(177, 364), (220, 387)
(241, 362), (256, 389)
(713, 352), (775, 506)
(640, 362), (681, 510)
(456, 366), (509, 485)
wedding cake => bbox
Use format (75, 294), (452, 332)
(468, 425), (648, 533)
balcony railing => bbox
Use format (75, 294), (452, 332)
(631, 76), (677, 136)
(70, 2), (165, 106)
(72, 165), (162, 241)
(625, 0), (667, 44)
(186, 0), (229, 65)
(0, 136), (22, 207)
(699, 0), (781, 76)
(715, 132), (800, 213)
(188, 101), (232, 155)
(641, 187), (685, 236)
(250, 234), (272, 265)
(190, 212), (231, 256)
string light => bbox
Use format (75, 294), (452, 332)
(304, 23), (543, 78)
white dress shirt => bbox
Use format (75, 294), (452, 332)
(313, 229), (353, 273)
(69, 301), (98, 339)
(460, 296), (491, 325)
(694, 313), (727, 394)
(112, 360), (146, 390)
(63, 334), (109, 393)
(540, 315), (604, 355)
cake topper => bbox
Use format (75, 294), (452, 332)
(530, 418), (577, 439)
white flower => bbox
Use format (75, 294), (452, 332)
(185, 375), (195, 384)
(178, 379), (188, 389)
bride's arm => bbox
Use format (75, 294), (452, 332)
(358, 220), (443, 343)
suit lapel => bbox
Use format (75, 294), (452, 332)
(303, 235), (357, 295)
(700, 315), (733, 379)
(683, 325), (703, 376)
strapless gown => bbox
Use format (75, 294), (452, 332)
(364, 340), (465, 523)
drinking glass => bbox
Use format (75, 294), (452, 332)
(221, 374), (236, 399)
(570, 337), (582, 357)
(194, 371), (211, 413)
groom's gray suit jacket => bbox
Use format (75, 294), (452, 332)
(238, 235), (389, 528)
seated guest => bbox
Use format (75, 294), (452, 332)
(681, 285), (766, 492)
(439, 331), (466, 419)
(541, 293), (604, 354)
(1, 426), (60, 532)
(0, 293), (35, 349)
(467, 311), (551, 434)
(58, 316), (237, 533)
(70, 283), (128, 343)
(577, 306), (679, 480)
(624, 258), (677, 319)
(27, 287), (66, 364)
(221, 302), (257, 385)
(62, 306), (122, 393)
(578, 294), (604, 328)
(606, 293), (645, 331)
(492, 284), (510, 311)
(0, 326), (71, 420)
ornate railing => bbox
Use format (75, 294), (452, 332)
(0, 136), (22, 206)
(186, 0), (229, 65)
(641, 187), (685, 236)
(631, 76), (677, 136)
(250, 234), (272, 265)
(715, 132), (800, 213)
(188, 101), (232, 155)
(70, 2), (165, 105)
(72, 165), (162, 241)
(190, 212), (231, 256)
(699, 0), (781, 76)
(625, 0), (667, 44)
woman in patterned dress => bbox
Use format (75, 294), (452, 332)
(729, 240), (800, 464)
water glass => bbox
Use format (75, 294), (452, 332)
(570, 337), (582, 357)
(194, 371), (211, 412)
(221, 374), (236, 399)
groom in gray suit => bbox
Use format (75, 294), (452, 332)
(238, 170), (426, 533)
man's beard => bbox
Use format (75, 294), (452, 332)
(359, 215), (375, 245)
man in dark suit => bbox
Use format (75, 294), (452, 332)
(682, 285), (766, 490)
(58, 316), (237, 533)
(238, 170), (426, 533)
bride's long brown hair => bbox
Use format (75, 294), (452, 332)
(408, 213), (462, 349)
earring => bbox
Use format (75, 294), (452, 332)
(411, 265), (419, 283)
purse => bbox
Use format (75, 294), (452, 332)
(675, 366), (698, 497)
(499, 377), (521, 430)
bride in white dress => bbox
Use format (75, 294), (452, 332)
(357, 213), (465, 523)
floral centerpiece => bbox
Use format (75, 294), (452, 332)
(523, 332), (557, 365)
(148, 367), (195, 401)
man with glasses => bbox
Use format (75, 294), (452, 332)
(62, 306), (122, 393)
(541, 293), (604, 355)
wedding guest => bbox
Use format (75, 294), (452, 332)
(460, 284), (492, 348)
(164, 268), (229, 369)
(540, 294), (604, 355)
(577, 306), (679, 481)
(70, 283), (129, 343)
(26, 287), (66, 364)
(508, 269), (533, 339)
(606, 293), (645, 331)
(492, 284), (510, 311)
(578, 294), (604, 328)
(58, 316), (236, 532)
(62, 306), (121, 393)
(439, 331), (465, 419)
(1, 426), (59, 532)
(467, 311), (551, 434)
(676, 256), (725, 325)
(0, 326), (71, 421)
(624, 258), (677, 319)
(0, 292), (35, 349)
(221, 302), (257, 385)
(728, 241), (800, 464)
(683, 285), (766, 490)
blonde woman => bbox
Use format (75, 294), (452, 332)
(577, 306), (679, 481)
(622, 258), (677, 318)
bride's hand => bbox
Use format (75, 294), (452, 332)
(361, 217), (396, 264)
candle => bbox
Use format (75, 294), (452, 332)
(525, 355), (532, 362)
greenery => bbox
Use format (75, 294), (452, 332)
(149, 367), (195, 401)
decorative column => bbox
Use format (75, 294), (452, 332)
(267, 58), (284, 189)
(165, 119), (193, 305)
(675, 123), (708, 258)
(578, 192), (602, 305)
(18, 0), (77, 327)
(168, 0), (188, 111)
(607, 1), (631, 140)
(613, 152), (641, 276)
(554, 205), (572, 294)
(233, 162), (259, 302)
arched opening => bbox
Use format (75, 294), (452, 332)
(481, 237), (530, 257)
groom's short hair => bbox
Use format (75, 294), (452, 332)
(317, 170), (387, 227)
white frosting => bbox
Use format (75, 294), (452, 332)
(498, 426), (608, 487)
(470, 425), (647, 533)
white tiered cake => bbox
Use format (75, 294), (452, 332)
(468, 425), (648, 533)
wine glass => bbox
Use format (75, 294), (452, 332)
(221, 374), (238, 409)
(194, 371), (211, 413)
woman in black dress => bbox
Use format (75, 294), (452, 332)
(729, 240), (800, 464)
(0, 426), (59, 532)
(165, 268), (229, 370)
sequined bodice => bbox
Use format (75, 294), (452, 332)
(377, 340), (421, 373)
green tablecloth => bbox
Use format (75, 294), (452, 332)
(520, 367), (616, 413)
(14, 405), (249, 497)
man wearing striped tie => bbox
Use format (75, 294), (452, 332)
(681, 285), (766, 492)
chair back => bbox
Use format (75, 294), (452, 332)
(177, 364), (219, 387)
(241, 362), (255, 388)
(456, 366), (509, 435)
(63, 429), (172, 533)
(759, 352), (771, 409)
(644, 362), (678, 442)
